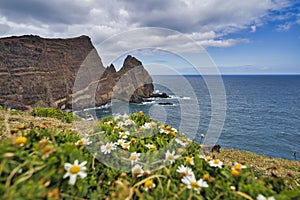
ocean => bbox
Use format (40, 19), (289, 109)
(88, 75), (300, 160)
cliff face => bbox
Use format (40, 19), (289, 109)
(0, 35), (153, 110)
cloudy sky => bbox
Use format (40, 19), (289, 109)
(0, 0), (299, 74)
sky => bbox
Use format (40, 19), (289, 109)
(0, 0), (299, 74)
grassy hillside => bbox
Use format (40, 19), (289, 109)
(0, 107), (299, 199)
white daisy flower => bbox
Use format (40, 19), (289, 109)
(176, 165), (194, 178)
(124, 119), (134, 126)
(208, 159), (223, 168)
(104, 121), (113, 125)
(122, 113), (130, 119)
(114, 113), (129, 120)
(122, 142), (131, 150)
(199, 154), (205, 159)
(119, 131), (130, 139)
(142, 122), (157, 130)
(116, 139), (126, 146)
(171, 127), (178, 132)
(143, 179), (156, 191)
(101, 142), (116, 154)
(165, 150), (179, 164)
(117, 121), (125, 127)
(145, 143), (157, 150)
(75, 137), (92, 146)
(232, 162), (247, 170)
(199, 154), (213, 162)
(129, 152), (140, 165)
(131, 164), (144, 178)
(159, 128), (170, 134)
(181, 174), (208, 191)
(257, 194), (275, 200)
(142, 123), (152, 130)
(175, 138), (187, 146)
(63, 160), (87, 185)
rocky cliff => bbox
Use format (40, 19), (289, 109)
(0, 35), (153, 110)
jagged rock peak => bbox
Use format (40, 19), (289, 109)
(107, 64), (117, 73)
(119, 55), (143, 73)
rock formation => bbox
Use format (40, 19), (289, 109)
(0, 35), (153, 110)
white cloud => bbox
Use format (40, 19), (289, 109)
(276, 22), (293, 31)
(0, 0), (293, 59)
(198, 38), (249, 48)
(251, 25), (257, 32)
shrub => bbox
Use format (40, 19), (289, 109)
(31, 108), (74, 123)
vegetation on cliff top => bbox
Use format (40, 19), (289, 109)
(0, 107), (299, 199)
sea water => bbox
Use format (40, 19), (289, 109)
(89, 75), (300, 160)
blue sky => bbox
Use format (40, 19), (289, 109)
(209, 13), (300, 74)
(0, 0), (299, 74)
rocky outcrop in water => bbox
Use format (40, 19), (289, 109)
(0, 35), (153, 110)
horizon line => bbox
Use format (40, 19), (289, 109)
(152, 73), (300, 76)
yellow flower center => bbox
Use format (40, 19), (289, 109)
(144, 180), (154, 188)
(231, 169), (240, 177)
(131, 138), (136, 143)
(190, 181), (200, 189)
(15, 137), (27, 145)
(130, 155), (137, 160)
(234, 163), (242, 170)
(205, 156), (212, 161)
(203, 174), (210, 180)
(121, 133), (126, 137)
(106, 145), (111, 150)
(118, 141), (123, 145)
(77, 139), (83, 145)
(70, 165), (81, 174)
(170, 131), (176, 136)
(168, 154), (174, 160)
(185, 157), (192, 163)
(125, 143), (130, 148)
(213, 160), (220, 164)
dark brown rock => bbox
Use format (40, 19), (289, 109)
(0, 35), (154, 110)
(95, 55), (154, 106)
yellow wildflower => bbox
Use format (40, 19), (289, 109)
(15, 137), (27, 146)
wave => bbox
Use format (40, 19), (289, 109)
(169, 95), (191, 100)
(141, 100), (157, 105)
(83, 103), (112, 111)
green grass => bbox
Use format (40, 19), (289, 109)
(0, 109), (299, 199)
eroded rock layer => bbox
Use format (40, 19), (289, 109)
(0, 35), (153, 110)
